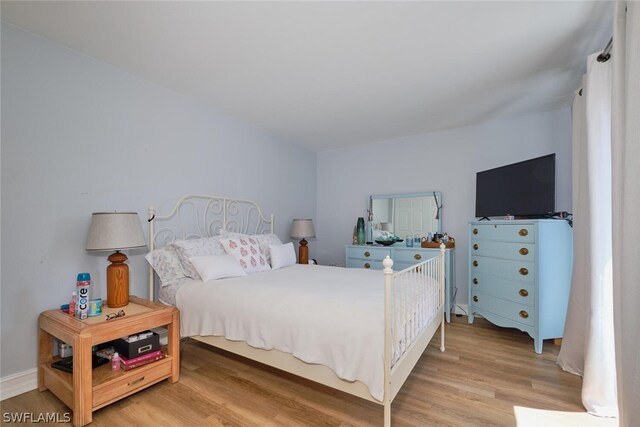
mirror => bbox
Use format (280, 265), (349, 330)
(370, 192), (442, 239)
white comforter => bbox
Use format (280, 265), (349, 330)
(176, 264), (435, 401)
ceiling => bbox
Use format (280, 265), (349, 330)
(1, 1), (613, 152)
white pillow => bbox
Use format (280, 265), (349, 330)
(189, 254), (247, 281)
(220, 238), (271, 274)
(269, 243), (297, 270)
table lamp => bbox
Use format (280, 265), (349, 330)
(86, 212), (146, 308)
(290, 219), (315, 264)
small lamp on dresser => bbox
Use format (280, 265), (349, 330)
(290, 219), (315, 264)
(86, 212), (146, 308)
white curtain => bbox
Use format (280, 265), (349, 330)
(611, 2), (640, 426)
(557, 51), (618, 416)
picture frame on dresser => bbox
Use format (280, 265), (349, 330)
(467, 219), (573, 354)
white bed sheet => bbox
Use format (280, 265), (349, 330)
(176, 264), (438, 401)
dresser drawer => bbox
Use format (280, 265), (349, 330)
(470, 223), (535, 243)
(470, 256), (535, 284)
(345, 246), (390, 261)
(469, 272), (534, 307)
(470, 240), (534, 262)
(393, 261), (428, 272)
(346, 258), (384, 269)
(470, 291), (534, 326)
(391, 248), (439, 264)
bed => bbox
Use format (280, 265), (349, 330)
(147, 194), (445, 426)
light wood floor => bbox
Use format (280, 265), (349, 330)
(3, 316), (587, 426)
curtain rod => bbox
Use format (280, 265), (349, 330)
(579, 36), (613, 96)
(597, 37), (613, 62)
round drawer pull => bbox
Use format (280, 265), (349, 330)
(519, 310), (529, 319)
(473, 228), (479, 235)
(519, 289), (529, 297)
(519, 248), (529, 256)
(473, 260), (479, 267)
(519, 267), (529, 276)
(473, 244), (479, 250)
(519, 229), (529, 236)
(364, 263), (371, 269)
(364, 251), (371, 257)
(472, 278), (479, 285)
(414, 254), (422, 260)
(473, 296), (479, 302)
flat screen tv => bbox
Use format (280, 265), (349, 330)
(475, 154), (555, 218)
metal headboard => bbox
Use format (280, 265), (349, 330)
(147, 194), (275, 300)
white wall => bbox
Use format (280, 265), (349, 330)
(0, 23), (316, 377)
(317, 108), (572, 308)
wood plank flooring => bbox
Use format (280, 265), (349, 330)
(2, 316), (586, 426)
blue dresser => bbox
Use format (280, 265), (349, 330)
(345, 244), (456, 322)
(467, 220), (573, 353)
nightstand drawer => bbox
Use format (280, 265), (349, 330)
(470, 291), (534, 326)
(469, 272), (534, 307)
(470, 224), (535, 243)
(93, 357), (172, 409)
(345, 246), (390, 261)
(470, 240), (535, 262)
(470, 256), (535, 284)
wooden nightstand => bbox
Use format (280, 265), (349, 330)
(38, 296), (180, 426)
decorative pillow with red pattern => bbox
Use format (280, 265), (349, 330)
(220, 238), (271, 274)
(218, 231), (283, 265)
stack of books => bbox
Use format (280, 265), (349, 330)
(119, 349), (165, 371)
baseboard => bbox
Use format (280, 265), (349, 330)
(0, 368), (37, 401)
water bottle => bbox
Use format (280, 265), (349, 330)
(76, 273), (91, 320)
(69, 291), (77, 316)
(111, 352), (121, 372)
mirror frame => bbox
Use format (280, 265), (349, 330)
(369, 191), (442, 236)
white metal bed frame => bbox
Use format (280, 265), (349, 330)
(148, 194), (445, 426)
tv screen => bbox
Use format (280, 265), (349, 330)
(475, 154), (555, 218)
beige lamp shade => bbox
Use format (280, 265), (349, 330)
(290, 219), (315, 239)
(86, 212), (146, 308)
(86, 212), (146, 251)
(381, 222), (393, 232)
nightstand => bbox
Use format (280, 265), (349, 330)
(38, 296), (180, 426)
